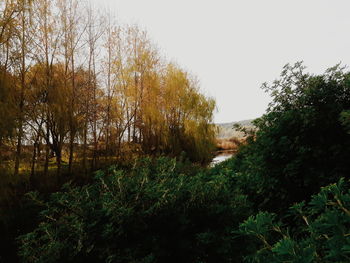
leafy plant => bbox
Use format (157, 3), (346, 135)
(239, 179), (350, 263)
(231, 63), (350, 212)
(18, 157), (251, 263)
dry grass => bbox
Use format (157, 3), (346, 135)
(216, 137), (245, 151)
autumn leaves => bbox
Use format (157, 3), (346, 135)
(0, 0), (216, 176)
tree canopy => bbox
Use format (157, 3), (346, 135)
(232, 62), (350, 212)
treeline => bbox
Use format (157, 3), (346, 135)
(0, 0), (216, 179)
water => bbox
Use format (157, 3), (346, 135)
(210, 151), (234, 167)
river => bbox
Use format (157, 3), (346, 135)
(210, 151), (234, 167)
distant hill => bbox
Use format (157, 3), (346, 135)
(216, 119), (255, 139)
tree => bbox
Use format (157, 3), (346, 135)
(161, 63), (216, 162)
(13, 0), (33, 176)
(31, 0), (65, 175)
(85, 4), (104, 170)
(0, 69), (16, 144)
(0, 0), (20, 70)
(232, 62), (350, 213)
(0, 0), (217, 177)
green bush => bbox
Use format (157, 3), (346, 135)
(18, 157), (251, 263)
(239, 178), (350, 263)
(231, 63), (350, 212)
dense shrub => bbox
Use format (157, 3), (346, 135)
(231, 63), (350, 212)
(18, 157), (251, 263)
(239, 178), (350, 263)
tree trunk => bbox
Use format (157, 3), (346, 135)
(56, 150), (61, 176)
(68, 133), (74, 174)
(44, 125), (50, 176)
(14, 119), (23, 176)
(82, 122), (87, 175)
(30, 141), (38, 178)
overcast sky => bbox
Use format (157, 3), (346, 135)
(91, 0), (350, 123)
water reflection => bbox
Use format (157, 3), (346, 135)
(210, 151), (234, 167)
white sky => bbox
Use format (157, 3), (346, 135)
(91, 0), (350, 123)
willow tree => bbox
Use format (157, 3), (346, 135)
(26, 64), (71, 175)
(124, 26), (159, 144)
(161, 63), (216, 162)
